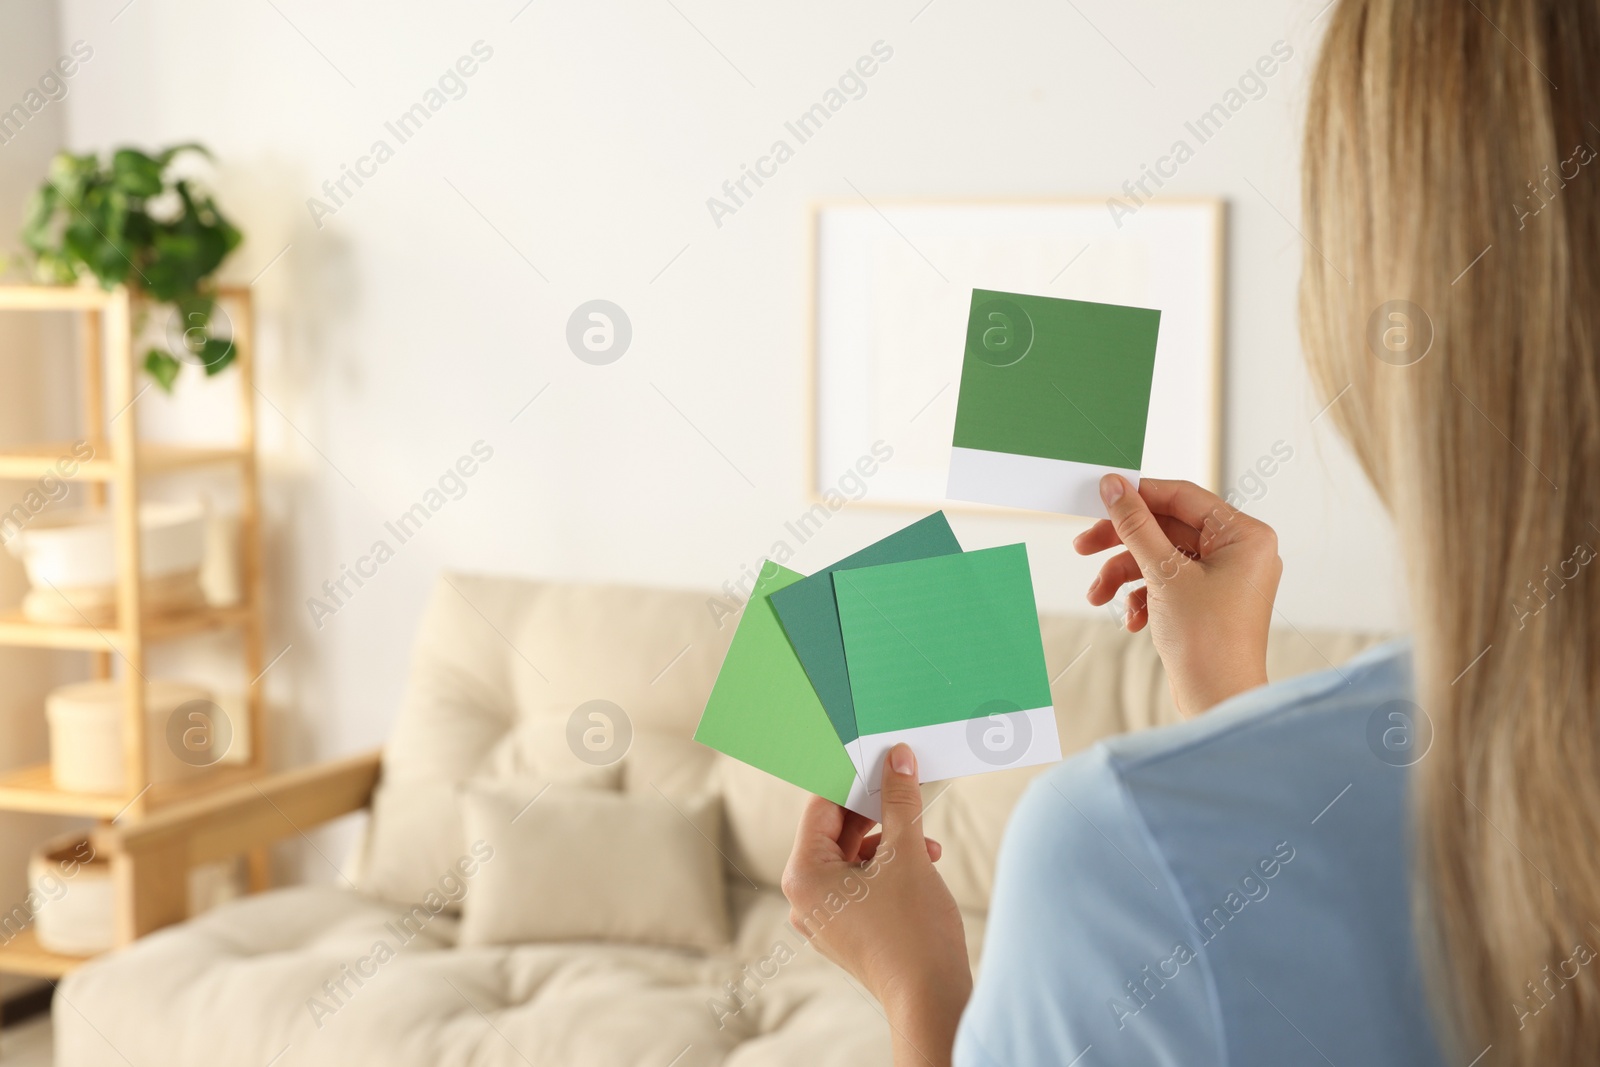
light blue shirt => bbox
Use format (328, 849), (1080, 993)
(955, 640), (1447, 1067)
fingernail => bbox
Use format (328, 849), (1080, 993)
(890, 744), (915, 776)
(1100, 474), (1124, 506)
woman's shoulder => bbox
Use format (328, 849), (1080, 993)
(1009, 637), (1413, 857)
(1103, 636), (1412, 779)
(964, 638), (1445, 1067)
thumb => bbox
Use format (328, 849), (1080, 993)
(879, 743), (926, 848)
(1101, 474), (1179, 583)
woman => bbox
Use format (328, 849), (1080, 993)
(781, 1), (1600, 1064)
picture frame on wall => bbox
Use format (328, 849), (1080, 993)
(810, 198), (1225, 513)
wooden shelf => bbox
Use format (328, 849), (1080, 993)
(0, 440), (249, 481)
(142, 602), (252, 643)
(0, 603), (251, 651)
(0, 929), (91, 978)
(0, 282), (275, 949)
(0, 762), (264, 819)
(0, 285), (115, 312)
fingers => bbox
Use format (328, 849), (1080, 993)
(1099, 475), (1180, 579)
(792, 794), (847, 862)
(1076, 476), (1257, 556)
(1086, 551), (1141, 606)
(878, 744), (927, 849)
(1074, 512), (1202, 558)
(1136, 478), (1241, 539)
(858, 832), (942, 864)
(837, 809), (880, 863)
(1125, 586), (1149, 632)
(783, 797), (839, 917)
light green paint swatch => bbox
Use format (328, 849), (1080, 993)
(694, 563), (859, 806)
(833, 544), (1052, 736)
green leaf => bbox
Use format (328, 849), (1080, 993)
(111, 148), (163, 197)
(143, 348), (181, 392)
(199, 335), (235, 375)
(174, 291), (214, 324)
(20, 186), (58, 254)
(23, 142), (243, 356)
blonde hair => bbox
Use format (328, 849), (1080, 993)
(1302, 1), (1600, 1061)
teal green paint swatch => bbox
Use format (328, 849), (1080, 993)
(952, 289), (1161, 469)
(833, 544), (1052, 736)
(695, 563), (859, 805)
(769, 512), (962, 745)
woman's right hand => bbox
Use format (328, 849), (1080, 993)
(1074, 475), (1282, 717)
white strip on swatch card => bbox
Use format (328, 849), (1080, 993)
(851, 706), (1063, 797)
(947, 446), (1139, 520)
(844, 774), (881, 822)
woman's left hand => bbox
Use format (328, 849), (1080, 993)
(781, 744), (972, 1065)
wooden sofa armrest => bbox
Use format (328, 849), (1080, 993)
(91, 751), (383, 942)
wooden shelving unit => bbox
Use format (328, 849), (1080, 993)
(0, 283), (270, 977)
(0, 929), (93, 979)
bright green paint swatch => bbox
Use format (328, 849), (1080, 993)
(952, 289), (1161, 469)
(833, 544), (1052, 736)
(769, 512), (963, 745)
(694, 563), (859, 805)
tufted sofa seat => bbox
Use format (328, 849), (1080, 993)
(55, 572), (1380, 1066)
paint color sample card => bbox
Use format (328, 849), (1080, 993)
(834, 543), (1061, 788)
(694, 563), (878, 820)
(768, 512), (963, 749)
(947, 289), (1161, 519)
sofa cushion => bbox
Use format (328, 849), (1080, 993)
(355, 574), (735, 905)
(360, 752), (620, 910)
(55, 884), (892, 1067)
(459, 783), (730, 952)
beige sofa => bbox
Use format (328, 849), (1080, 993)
(55, 572), (1378, 1066)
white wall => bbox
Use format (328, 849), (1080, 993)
(44, 0), (1404, 776)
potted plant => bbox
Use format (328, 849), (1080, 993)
(21, 144), (243, 391)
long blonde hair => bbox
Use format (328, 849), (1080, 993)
(1302, 1), (1600, 1061)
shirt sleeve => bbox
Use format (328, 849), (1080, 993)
(954, 745), (1226, 1067)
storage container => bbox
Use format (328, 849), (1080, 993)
(29, 834), (244, 956)
(45, 679), (217, 793)
(4, 500), (207, 625)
